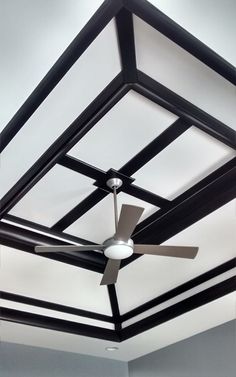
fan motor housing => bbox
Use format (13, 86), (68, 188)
(103, 238), (133, 260)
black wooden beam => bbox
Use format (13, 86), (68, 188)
(121, 277), (236, 340)
(107, 285), (122, 333)
(124, 0), (236, 85)
(121, 258), (236, 322)
(0, 221), (106, 273)
(115, 8), (137, 82)
(119, 118), (191, 176)
(52, 189), (108, 232)
(1, 291), (113, 324)
(0, 74), (129, 219)
(1, 307), (120, 342)
(122, 157), (236, 267)
(134, 72), (236, 149)
(0, 0), (123, 152)
(134, 160), (236, 244)
(59, 155), (106, 181)
(3, 213), (94, 246)
(122, 184), (170, 208)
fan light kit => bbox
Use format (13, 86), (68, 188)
(35, 178), (199, 285)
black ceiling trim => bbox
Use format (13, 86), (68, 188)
(134, 72), (236, 149)
(115, 8), (137, 82)
(122, 158), (236, 267)
(59, 155), (106, 181)
(52, 188), (108, 232)
(107, 285), (122, 332)
(0, 73), (128, 219)
(119, 118), (191, 176)
(3, 213), (95, 246)
(1, 276), (234, 342)
(124, 0), (236, 85)
(0, 0), (123, 153)
(121, 258), (236, 322)
(0, 221), (106, 273)
(121, 277), (235, 341)
(1, 291), (113, 324)
(134, 162), (236, 244)
(1, 307), (120, 342)
(122, 184), (170, 208)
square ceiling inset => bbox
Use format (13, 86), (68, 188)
(10, 165), (95, 227)
(68, 90), (178, 170)
(133, 127), (235, 200)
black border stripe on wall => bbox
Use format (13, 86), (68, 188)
(1, 291), (113, 324)
(0, 0), (123, 152)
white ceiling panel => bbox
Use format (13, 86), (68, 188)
(66, 192), (158, 244)
(0, 19), (120, 199)
(1, 293), (235, 361)
(134, 16), (236, 129)
(148, 0), (236, 66)
(0, 245), (111, 315)
(0, 0), (104, 130)
(116, 200), (236, 314)
(133, 127), (235, 200)
(68, 90), (178, 170)
(10, 165), (95, 227)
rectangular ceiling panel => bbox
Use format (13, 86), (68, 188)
(134, 16), (236, 129)
(66, 192), (158, 244)
(1, 245), (112, 316)
(0, 0), (104, 130)
(1, 20), (120, 199)
(10, 165), (95, 227)
(133, 127), (235, 200)
(68, 90), (178, 170)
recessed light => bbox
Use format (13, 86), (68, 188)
(105, 346), (119, 351)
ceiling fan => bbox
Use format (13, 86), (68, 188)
(35, 178), (198, 285)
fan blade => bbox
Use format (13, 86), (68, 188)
(35, 244), (104, 253)
(115, 204), (144, 241)
(133, 245), (198, 259)
(100, 259), (121, 285)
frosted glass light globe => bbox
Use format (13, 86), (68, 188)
(104, 244), (133, 260)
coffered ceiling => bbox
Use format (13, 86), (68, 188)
(0, 0), (235, 361)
